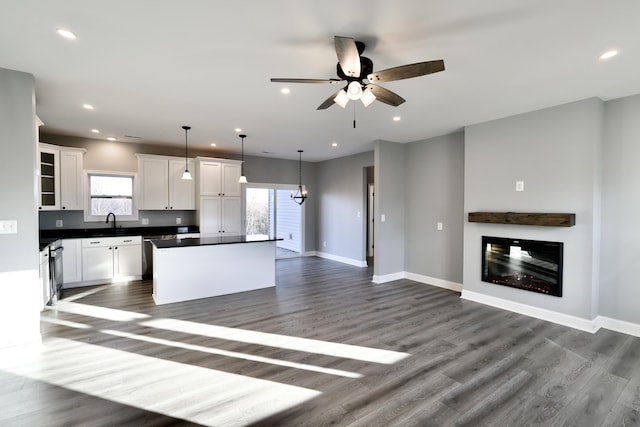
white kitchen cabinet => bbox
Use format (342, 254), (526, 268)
(199, 196), (241, 236)
(137, 155), (195, 210)
(38, 145), (60, 210)
(61, 238), (82, 285)
(81, 236), (142, 282)
(38, 143), (85, 211)
(168, 158), (196, 209)
(197, 158), (242, 197)
(59, 150), (84, 210)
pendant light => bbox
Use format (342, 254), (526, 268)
(291, 150), (307, 205)
(181, 125), (192, 180)
(238, 134), (248, 184)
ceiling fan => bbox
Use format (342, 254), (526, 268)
(271, 36), (445, 110)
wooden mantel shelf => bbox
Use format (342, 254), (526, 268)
(468, 212), (576, 227)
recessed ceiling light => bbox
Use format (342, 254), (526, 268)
(106, 137), (117, 141)
(210, 143), (217, 147)
(83, 104), (94, 110)
(599, 50), (619, 60)
(56, 28), (77, 40)
(281, 88), (291, 94)
(91, 129), (100, 133)
(332, 142), (338, 147)
(235, 128), (242, 133)
(393, 116), (401, 122)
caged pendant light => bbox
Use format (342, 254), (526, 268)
(291, 150), (307, 205)
(238, 134), (248, 184)
(181, 125), (192, 180)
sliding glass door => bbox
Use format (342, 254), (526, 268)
(245, 185), (303, 258)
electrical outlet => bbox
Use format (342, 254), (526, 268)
(516, 181), (524, 192)
(0, 220), (18, 234)
(141, 218), (149, 225)
(56, 219), (63, 228)
(437, 222), (443, 231)
(176, 217), (182, 225)
(357, 211), (361, 218)
(381, 214), (386, 222)
(323, 241), (327, 248)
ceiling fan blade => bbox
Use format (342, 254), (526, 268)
(316, 87), (346, 110)
(368, 60), (445, 83)
(334, 36), (361, 78)
(270, 78), (342, 84)
(366, 84), (406, 107)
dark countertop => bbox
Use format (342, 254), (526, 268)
(39, 225), (199, 251)
(151, 235), (282, 249)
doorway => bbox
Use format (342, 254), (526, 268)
(245, 185), (303, 258)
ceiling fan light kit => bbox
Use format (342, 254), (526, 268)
(271, 35), (444, 112)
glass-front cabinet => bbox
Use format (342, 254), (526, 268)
(38, 146), (59, 210)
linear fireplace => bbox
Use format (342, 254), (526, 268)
(481, 236), (563, 297)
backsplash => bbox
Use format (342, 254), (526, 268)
(39, 210), (197, 230)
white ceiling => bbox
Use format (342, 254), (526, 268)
(1, 0), (639, 162)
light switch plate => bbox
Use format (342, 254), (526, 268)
(516, 181), (525, 192)
(381, 214), (386, 222)
(176, 217), (182, 225)
(0, 220), (18, 234)
(141, 218), (149, 225)
(56, 219), (63, 228)
(437, 222), (443, 231)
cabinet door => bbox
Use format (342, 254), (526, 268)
(62, 239), (83, 284)
(139, 157), (169, 209)
(169, 158), (195, 209)
(60, 150), (84, 210)
(221, 163), (241, 197)
(198, 161), (222, 196)
(199, 196), (222, 235)
(38, 147), (60, 210)
(221, 197), (241, 235)
(82, 246), (115, 281)
(115, 244), (142, 277)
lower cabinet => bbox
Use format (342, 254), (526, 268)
(81, 236), (142, 283)
(61, 239), (82, 285)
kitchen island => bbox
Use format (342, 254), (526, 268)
(151, 235), (280, 305)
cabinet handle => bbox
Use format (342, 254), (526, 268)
(109, 247), (112, 250)
(165, 206), (168, 209)
(170, 206), (173, 209)
(90, 241), (100, 244)
(115, 246), (118, 250)
(62, 206), (66, 210)
(123, 239), (132, 243)
(39, 207), (42, 210)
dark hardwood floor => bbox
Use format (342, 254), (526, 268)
(1, 257), (639, 426)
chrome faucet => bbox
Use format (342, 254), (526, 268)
(106, 212), (116, 230)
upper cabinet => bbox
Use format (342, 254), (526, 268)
(196, 158), (242, 197)
(137, 154), (195, 210)
(38, 143), (85, 211)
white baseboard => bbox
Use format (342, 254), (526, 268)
(315, 251), (367, 268)
(597, 316), (640, 338)
(372, 272), (405, 284)
(404, 273), (463, 293)
(460, 290), (600, 333)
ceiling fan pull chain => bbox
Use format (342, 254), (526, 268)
(353, 101), (356, 128)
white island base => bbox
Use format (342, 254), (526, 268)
(152, 239), (276, 305)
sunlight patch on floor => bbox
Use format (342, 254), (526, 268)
(141, 317), (410, 364)
(101, 329), (363, 378)
(49, 301), (151, 322)
(1, 337), (321, 426)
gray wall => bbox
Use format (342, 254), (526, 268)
(316, 151), (374, 263)
(0, 67), (40, 348)
(0, 68), (38, 273)
(599, 93), (640, 324)
(463, 98), (603, 320)
(405, 132), (465, 283)
(374, 141), (406, 277)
